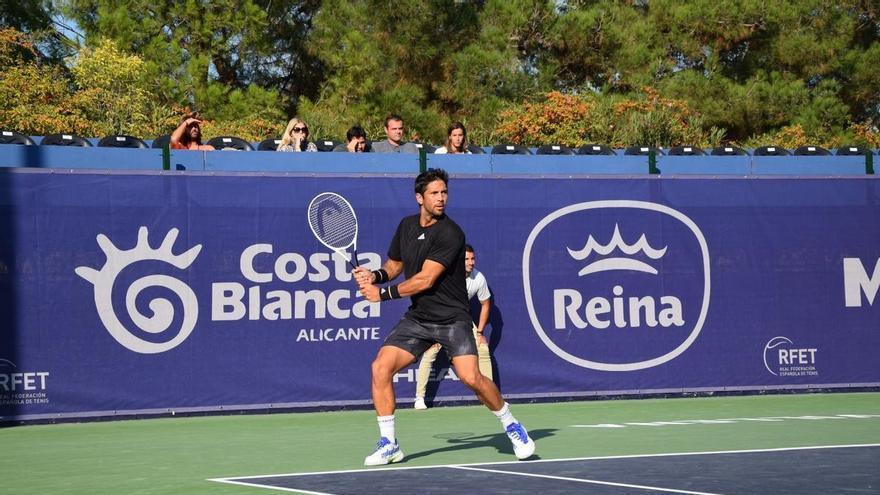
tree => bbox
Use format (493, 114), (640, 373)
(58, 0), (286, 122)
(11, 1), (878, 146)
(0, 0), (70, 61)
(0, 28), (91, 135)
(69, 38), (177, 137)
(299, 0), (485, 141)
(434, 0), (556, 143)
(254, 0), (324, 109)
(1, 30), (177, 137)
(545, 0), (878, 142)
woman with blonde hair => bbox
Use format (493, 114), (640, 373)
(434, 122), (471, 154)
(277, 118), (318, 152)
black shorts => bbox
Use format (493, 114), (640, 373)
(383, 317), (477, 359)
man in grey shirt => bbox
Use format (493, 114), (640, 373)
(371, 114), (419, 154)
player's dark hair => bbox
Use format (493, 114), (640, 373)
(465, 244), (474, 253)
(414, 168), (449, 195)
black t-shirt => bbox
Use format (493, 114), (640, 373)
(388, 214), (470, 324)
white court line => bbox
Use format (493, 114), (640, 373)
(452, 465), (724, 495)
(208, 443), (880, 485)
(208, 478), (334, 495)
(570, 413), (880, 428)
(512, 443), (880, 466)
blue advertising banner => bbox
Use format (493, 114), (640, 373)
(0, 170), (878, 420)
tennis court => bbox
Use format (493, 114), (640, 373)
(2, 392), (878, 494)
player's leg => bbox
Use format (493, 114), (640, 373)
(365, 319), (434, 466)
(450, 354), (500, 408)
(365, 345), (413, 466)
(446, 322), (536, 460)
(414, 343), (441, 409)
(371, 345), (416, 415)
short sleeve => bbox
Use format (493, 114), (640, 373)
(387, 219), (404, 261)
(426, 223), (463, 268)
(475, 273), (492, 301)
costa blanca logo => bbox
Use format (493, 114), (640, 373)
(523, 201), (710, 371)
(763, 336), (818, 377)
(75, 226), (383, 354)
(75, 227), (202, 354)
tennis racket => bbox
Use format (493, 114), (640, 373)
(307, 192), (360, 268)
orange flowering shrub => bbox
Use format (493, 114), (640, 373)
(200, 117), (283, 142)
(494, 88), (725, 148)
(849, 122), (880, 148)
(494, 92), (594, 147)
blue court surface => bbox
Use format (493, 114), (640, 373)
(210, 444), (879, 494)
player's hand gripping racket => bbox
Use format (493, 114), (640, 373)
(307, 192), (360, 268)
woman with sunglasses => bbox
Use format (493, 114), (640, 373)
(277, 118), (318, 152)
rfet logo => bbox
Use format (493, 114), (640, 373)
(523, 201), (710, 371)
(763, 336), (819, 377)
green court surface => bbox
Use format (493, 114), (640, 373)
(1, 392), (878, 494)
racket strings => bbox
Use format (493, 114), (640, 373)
(308, 196), (357, 249)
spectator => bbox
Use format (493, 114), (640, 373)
(277, 118), (318, 152)
(334, 126), (369, 152)
(170, 113), (215, 150)
(371, 114), (419, 154)
(434, 122), (471, 154)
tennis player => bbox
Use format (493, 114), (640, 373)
(353, 168), (535, 466)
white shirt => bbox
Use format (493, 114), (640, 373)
(466, 269), (491, 302)
(434, 146), (471, 154)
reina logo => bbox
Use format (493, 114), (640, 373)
(75, 227), (202, 354)
(523, 201), (711, 371)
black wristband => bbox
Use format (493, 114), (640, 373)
(372, 269), (389, 284)
(379, 284), (401, 301)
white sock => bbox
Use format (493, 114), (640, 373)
(492, 402), (517, 428)
(377, 415), (396, 442)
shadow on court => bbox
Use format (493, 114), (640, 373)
(403, 428), (557, 462)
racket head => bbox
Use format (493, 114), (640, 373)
(307, 192), (359, 263)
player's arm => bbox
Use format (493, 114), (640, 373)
(394, 259), (445, 297)
(357, 259), (446, 302)
(352, 258), (404, 299)
(380, 259), (404, 280)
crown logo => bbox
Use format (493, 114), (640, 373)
(75, 227), (202, 354)
(568, 224), (667, 276)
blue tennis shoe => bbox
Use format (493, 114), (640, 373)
(505, 422), (536, 460)
(364, 437), (404, 466)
